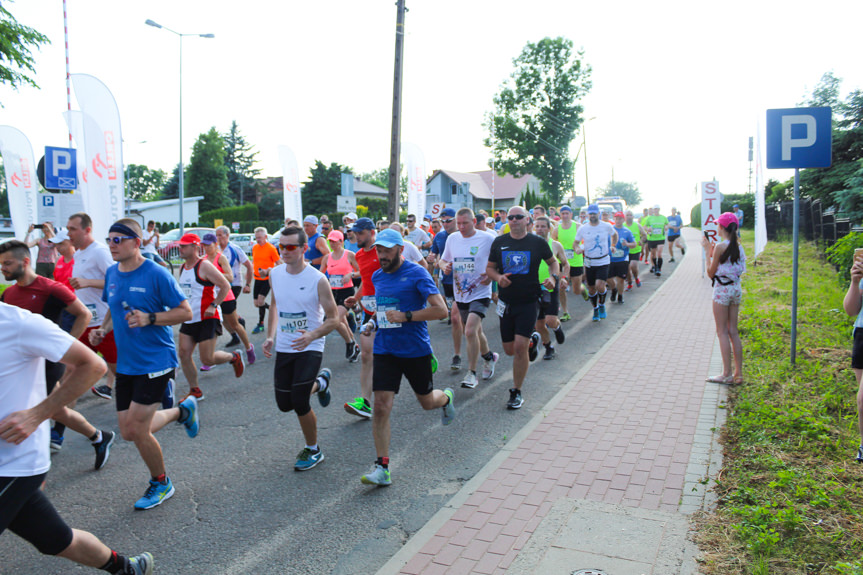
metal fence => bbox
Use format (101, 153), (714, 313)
(765, 198), (859, 245)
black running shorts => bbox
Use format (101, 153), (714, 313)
(373, 353), (433, 396)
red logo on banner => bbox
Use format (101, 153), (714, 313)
(82, 169), (88, 184)
(104, 131), (117, 180)
(92, 153), (107, 179)
(10, 172), (22, 187)
(20, 158), (32, 188)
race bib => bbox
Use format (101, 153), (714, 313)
(279, 311), (307, 333)
(453, 257), (475, 276)
(361, 296), (377, 313)
(329, 275), (350, 288)
(564, 249), (574, 260)
(496, 299), (506, 318)
(181, 283), (193, 299)
(376, 304), (401, 329)
(86, 303), (99, 322)
(612, 248), (625, 258)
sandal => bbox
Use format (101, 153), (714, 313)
(705, 374), (733, 384)
(731, 377), (744, 385)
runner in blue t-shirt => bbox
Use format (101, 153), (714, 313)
(93, 218), (200, 511)
(610, 212), (637, 304)
(666, 207), (685, 262)
(358, 229), (455, 487)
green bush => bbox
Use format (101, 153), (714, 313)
(198, 204), (259, 227)
(825, 231), (863, 281)
(690, 193), (755, 230)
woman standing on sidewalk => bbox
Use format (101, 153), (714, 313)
(702, 212), (746, 385)
(842, 250), (863, 463)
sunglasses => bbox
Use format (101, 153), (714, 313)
(507, 214), (527, 221)
(441, 218), (454, 224)
(279, 243), (302, 251)
(105, 236), (136, 244)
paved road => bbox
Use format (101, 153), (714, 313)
(0, 262), (675, 574)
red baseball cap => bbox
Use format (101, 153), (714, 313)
(613, 211), (625, 218)
(178, 233), (201, 245)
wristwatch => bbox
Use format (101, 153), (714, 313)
(405, 311), (413, 322)
(149, 312), (157, 326)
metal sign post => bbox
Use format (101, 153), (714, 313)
(765, 107), (832, 364)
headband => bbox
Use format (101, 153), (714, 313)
(109, 223), (140, 238)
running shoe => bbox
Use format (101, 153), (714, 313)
(184, 387), (205, 401)
(581, 285), (590, 301)
(161, 378), (175, 409)
(344, 397), (372, 419)
(450, 355), (462, 371)
(50, 429), (64, 454)
(231, 350), (245, 378)
(681, 247), (686, 255)
(554, 326), (566, 344)
(128, 552), (155, 575)
(224, 333), (241, 347)
(528, 332), (540, 362)
(598, 304), (607, 319)
(655, 270), (661, 277)
(91, 384), (112, 399)
(246, 344), (257, 366)
(317, 368), (332, 407)
(294, 447), (325, 471)
(93, 430), (115, 470)
(461, 371), (478, 389)
(543, 344), (556, 360)
(625, 283), (633, 292)
(507, 388), (523, 410)
(134, 477), (174, 510)
(481, 352), (499, 380)
(361, 464), (392, 486)
(610, 289), (618, 302)
(348, 341), (361, 363)
(431, 354), (438, 373)
(178, 396), (200, 438)
(199, 364), (213, 372)
(252, 323), (265, 334)
(345, 341), (355, 360)
(650, 266), (655, 273)
(347, 310), (357, 333)
(560, 312), (571, 322)
(635, 278), (642, 288)
(856, 445), (863, 463)
(592, 307), (600, 322)
(441, 388), (456, 425)
(617, 295), (625, 304)
(669, 257), (675, 262)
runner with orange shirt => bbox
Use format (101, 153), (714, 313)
(251, 227), (281, 334)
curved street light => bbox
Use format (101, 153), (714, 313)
(145, 19), (214, 235)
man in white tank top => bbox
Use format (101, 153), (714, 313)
(262, 226), (340, 471)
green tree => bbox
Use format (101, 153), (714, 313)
(0, 5), (50, 102)
(595, 180), (641, 206)
(358, 166), (407, 207)
(223, 121), (260, 205)
(126, 164), (166, 202)
(302, 160), (349, 215)
(159, 163), (184, 200)
(187, 127), (230, 212)
(485, 37), (592, 204)
(256, 179), (284, 221)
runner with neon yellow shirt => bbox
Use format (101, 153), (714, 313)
(642, 205), (668, 277)
(551, 205), (585, 322)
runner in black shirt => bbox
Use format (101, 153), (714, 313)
(486, 206), (559, 410)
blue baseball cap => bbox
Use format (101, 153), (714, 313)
(440, 208), (456, 218)
(559, 205), (572, 212)
(351, 217), (375, 232)
(586, 204), (600, 214)
(373, 228), (404, 248)
(733, 204), (739, 208)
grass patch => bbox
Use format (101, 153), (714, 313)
(695, 231), (863, 575)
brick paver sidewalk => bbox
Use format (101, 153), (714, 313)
(385, 228), (722, 574)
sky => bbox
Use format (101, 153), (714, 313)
(2, 0), (862, 223)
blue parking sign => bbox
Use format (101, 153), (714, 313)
(765, 107), (832, 169)
(44, 146), (78, 190)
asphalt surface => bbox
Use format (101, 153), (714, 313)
(0, 262), (674, 574)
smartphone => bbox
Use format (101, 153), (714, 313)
(854, 247), (863, 262)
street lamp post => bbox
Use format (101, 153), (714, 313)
(145, 19), (214, 235)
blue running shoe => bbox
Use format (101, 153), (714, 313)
(598, 304), (607, 319)
(178, 396), (199, 438)
(128, 552), (155, 575)
(50, 429), (64, 454)
(134, 477), (174, 510)
(161, 378), (175, 410)
(294, 447), (325, 471)
(317, 368), (332, 407)
(592, 307), (600, 322)
(442, 388), (456, 425)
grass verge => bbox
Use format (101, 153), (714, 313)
(695, 231), (863, 575)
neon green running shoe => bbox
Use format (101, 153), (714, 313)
(344, 397), (371, 419)
(431, 354), (438, 374)
(361, 464), (392, 486)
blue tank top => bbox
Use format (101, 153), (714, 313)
(305, 232), (324, 269)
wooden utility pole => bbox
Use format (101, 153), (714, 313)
(387, 0), (406, 222)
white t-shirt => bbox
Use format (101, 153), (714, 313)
(402, 241), (425, 265)
(142, 229), (158, 254)
(223, 242), (250, 287)
(0, 303), (76, 476)
(269, 263), (327, 354)
(575, 221), (616, 267)
(405, 228), (430, 248)
(441, 230), (495, 302)
(72, 241), (115, 327)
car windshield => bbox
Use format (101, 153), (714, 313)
(161, 229), (182, 242)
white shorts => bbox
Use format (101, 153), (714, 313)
(713, 283), (742, 306)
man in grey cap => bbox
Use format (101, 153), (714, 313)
(303, 215), (330, 270)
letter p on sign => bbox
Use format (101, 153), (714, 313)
(766, 107), (832, 169)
